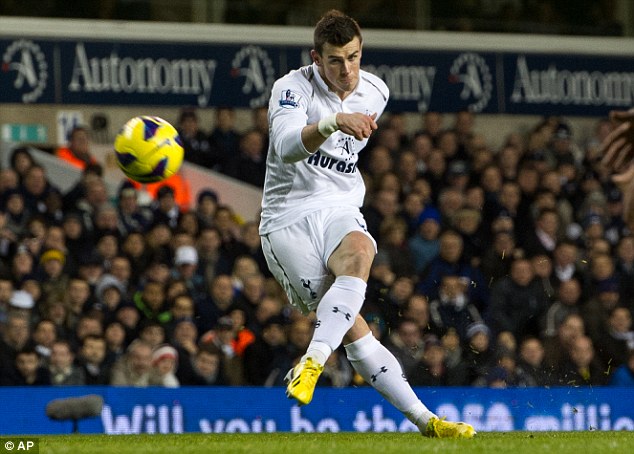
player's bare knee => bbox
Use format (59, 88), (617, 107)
(344, 315), (371, 344)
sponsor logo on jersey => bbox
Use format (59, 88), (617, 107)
(279, 89), (301, 108)
(306, 150), (358, 174)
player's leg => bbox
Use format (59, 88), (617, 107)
(302, 231), (374, 365)
(344, 316), (476, 438)
(286, 230), (374, 404)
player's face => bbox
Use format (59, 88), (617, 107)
(313, 36), (362, 98)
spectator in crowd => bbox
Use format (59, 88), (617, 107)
(487, 257), (549, 340)
(2, 347), (50, 386)
(38, 248), (70, 303)
(551, 240), (584, 288)
(149, 344), (180, 387)
(400, 192), (426, 238)
(242, 315), (291, 386)
(543, 313), (585, 370)
(49, 340), (85, 385)
(104, 321), (128, 365)
(20, 164), (55, 216)
(31, 318), (57, 363)
(186, 345), (227, 386)
(116, 182), (150, 236)
(557, 335), (607, 386)
(208, 107), (241, 172)
(520, 208), (561, 257)
(451, 207), (485, 265)
(194, 189), (219, 229)
(481, 348), (534, 388)
(410, 334), (464, 386)
(480, 229), (516, 286)
(171, 245), (206, 302)
(55, 126), (98, 170)
(110, 339), (154, 386)
(429, 274), (483, 343)
(361, 188), (400, 241)
(518, 337), (556, 386)
(169, 317), (199, 383)
(609, 349), (634, 386)
(213, 205), (243, 259)
(0, 277), (14, 324)
(594, 306), (634, 370)
(62, 163), (103, 214)
(377, 217), (415, 279)
(151, 186), (180, 230)
(0, 311), (31, 382)
(9, 147), (36, 183)
(226, 129), (267, 187)
(138, 320), (167, 349)
(78, 334), (110, 385)
(407, 207), (441, 275)
(462, 322), (495, 385)
(416, 111), (444, 146)
(542, 278), (583, 338)
(133, 281), (171, 325)
(1, 189), (29, 241)
(198, 316), (244, 385)
(615, 235), (634, 305)
(233, 221), (269, 277)
(74, 174), (109, 233)
(418, 229), (488, 312)
(42, 187), (64, 225)
(196, 226), (227, 288)
(177, 108), (213, 167)
(384, 318), (425, 381)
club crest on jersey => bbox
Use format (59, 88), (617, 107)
(279, 89), (301, 109)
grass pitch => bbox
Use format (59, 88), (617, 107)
(37, 431), (634, 454)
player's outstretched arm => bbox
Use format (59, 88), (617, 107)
(600, 108), (634, 229)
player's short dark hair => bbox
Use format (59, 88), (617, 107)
(313, 9), (362, 55)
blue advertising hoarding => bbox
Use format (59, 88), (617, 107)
(1, 36), (632, 115)
(0, 386), (632, 435)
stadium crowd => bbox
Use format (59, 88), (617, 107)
(1, 107), (633, 389)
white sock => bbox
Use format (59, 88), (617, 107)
(306, 276), (366, 365)
(345, 332), (436, 427)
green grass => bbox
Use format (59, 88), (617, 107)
(29, 431), (634, 454)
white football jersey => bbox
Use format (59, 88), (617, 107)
(259, 63), (389, 234)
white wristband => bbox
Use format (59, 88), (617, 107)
(317, 113), (339, 138)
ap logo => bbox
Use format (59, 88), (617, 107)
(448, 52), (492, 113)
(2, 39), (48, 103)
(231, 45), (275, 108)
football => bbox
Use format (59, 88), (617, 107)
(114, 116), (184, 183)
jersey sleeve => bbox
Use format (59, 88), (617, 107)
(268, 76), (313, 163)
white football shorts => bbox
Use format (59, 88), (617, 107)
(261, 206), (376, 315)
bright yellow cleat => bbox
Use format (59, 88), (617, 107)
(285, 357), (324, 406)
(424, 416), (476, 438)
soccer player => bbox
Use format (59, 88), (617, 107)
(601, 108), (634, 230)
(258, 10), (475, 438)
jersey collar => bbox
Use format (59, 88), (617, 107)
(311, 63), (366, 100)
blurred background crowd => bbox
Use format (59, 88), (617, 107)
(1, 105), (634, 390)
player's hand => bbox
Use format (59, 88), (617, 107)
(337, 112), (378, 141)
(600, 109), (634, 173)
(600, 108), (634, 229)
